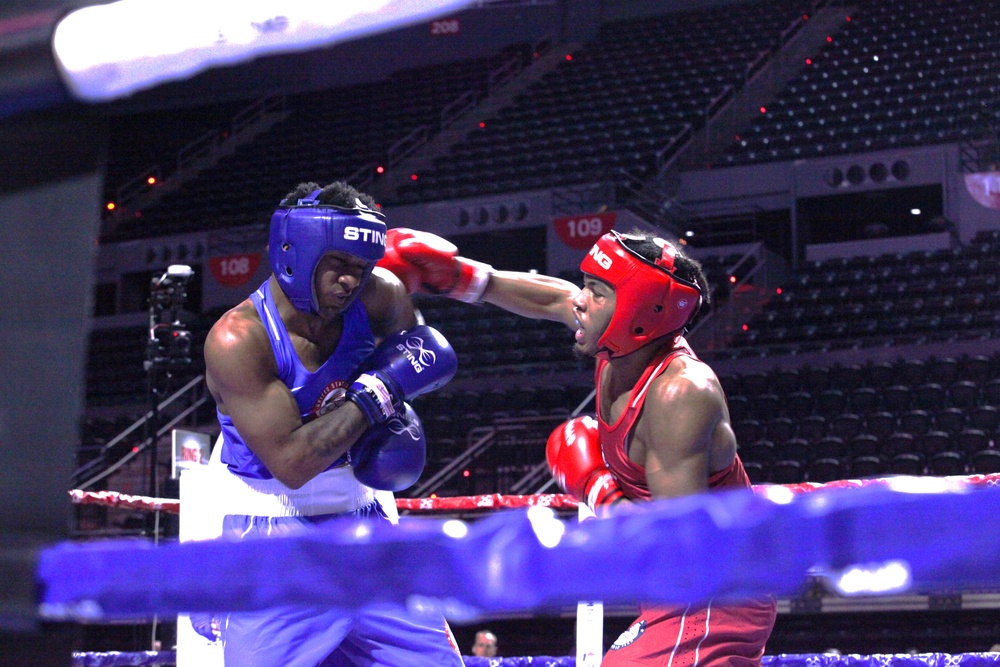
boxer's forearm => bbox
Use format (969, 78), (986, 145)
(481, 270), (579, 328)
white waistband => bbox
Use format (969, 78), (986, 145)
(209, 456), (377, 518)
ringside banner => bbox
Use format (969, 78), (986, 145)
(553, 212), (616, 250)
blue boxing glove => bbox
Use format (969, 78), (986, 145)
(350, 403), (426, 491)
(189, 612), (220, 642)
(346, 325), (457, 425)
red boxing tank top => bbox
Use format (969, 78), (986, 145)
(596, 339), (752, 500)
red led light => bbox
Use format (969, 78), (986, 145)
(565, 54), (573, 61)
(827, 36), (833, 42)
(776, 287), (783, 295)
(479, 121), (486, 128)
(376, 166), (384, 174)
(759, 106), (767, 113)
(742, 324), (749, 332)
(806, 58), (813, 65)
(462, 469), (470, 478)
(410, 173), (418, 181)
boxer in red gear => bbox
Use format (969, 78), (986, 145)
(379, 228), (776, 666)
(591, 336), (776, 666)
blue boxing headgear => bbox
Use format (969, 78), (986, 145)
(269, 190), (387, 314)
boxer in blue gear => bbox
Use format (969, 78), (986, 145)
(203, 180), (464, 667)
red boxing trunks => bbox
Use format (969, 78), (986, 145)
(602, 598), (777, 667)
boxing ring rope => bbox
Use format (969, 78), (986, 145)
(71, 489), (181, 514)
(69, 472), (1000, 515)
(68, 652), (1000, 667)
(63, 474), (1000, 667)
(73, 651), (177, 667)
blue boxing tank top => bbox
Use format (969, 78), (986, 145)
(218, 279), (376, 479)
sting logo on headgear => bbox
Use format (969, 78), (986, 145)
(588, 245), (614, 270)
(579, 230), (702, 358)
(269, 191), (387, 314)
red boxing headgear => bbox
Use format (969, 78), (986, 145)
(579, 231), (702, 358)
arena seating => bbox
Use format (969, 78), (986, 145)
(82, 225), (1000, 495)
(401, 226), (1000, 491)
(392, 0), (813, 203)
(97, 0), (824, 231)
(717, 0), (1000, 165)
(101, 101), (250, 206)
(84, 326), (149, 406)
(724, 233), (1000, 357)
(723, 352), (1000, 484)
(101, 44), (534, 241)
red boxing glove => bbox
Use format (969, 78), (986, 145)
(378, 228), (493, 303)
(546, 416), (625, 514)
(378, 228), (441, 294)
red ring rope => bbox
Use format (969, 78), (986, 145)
(70, 489), (180, 514)
(70, 472), (1000, 515)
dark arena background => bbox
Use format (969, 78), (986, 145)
(2, 0), (1000, 664)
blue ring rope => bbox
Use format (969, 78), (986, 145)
(69, 653), (1000, 667)
(40, 482), (1000, 621)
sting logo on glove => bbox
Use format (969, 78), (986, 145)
(387, 416), (423, 441)
(345, 325), (457, 426)
(397, 335), (437, 372)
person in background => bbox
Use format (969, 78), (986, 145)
(471, 629), (499, 657)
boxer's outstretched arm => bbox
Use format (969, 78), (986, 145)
(375, 227), (578, 328)
(481, 270), (579, 329)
